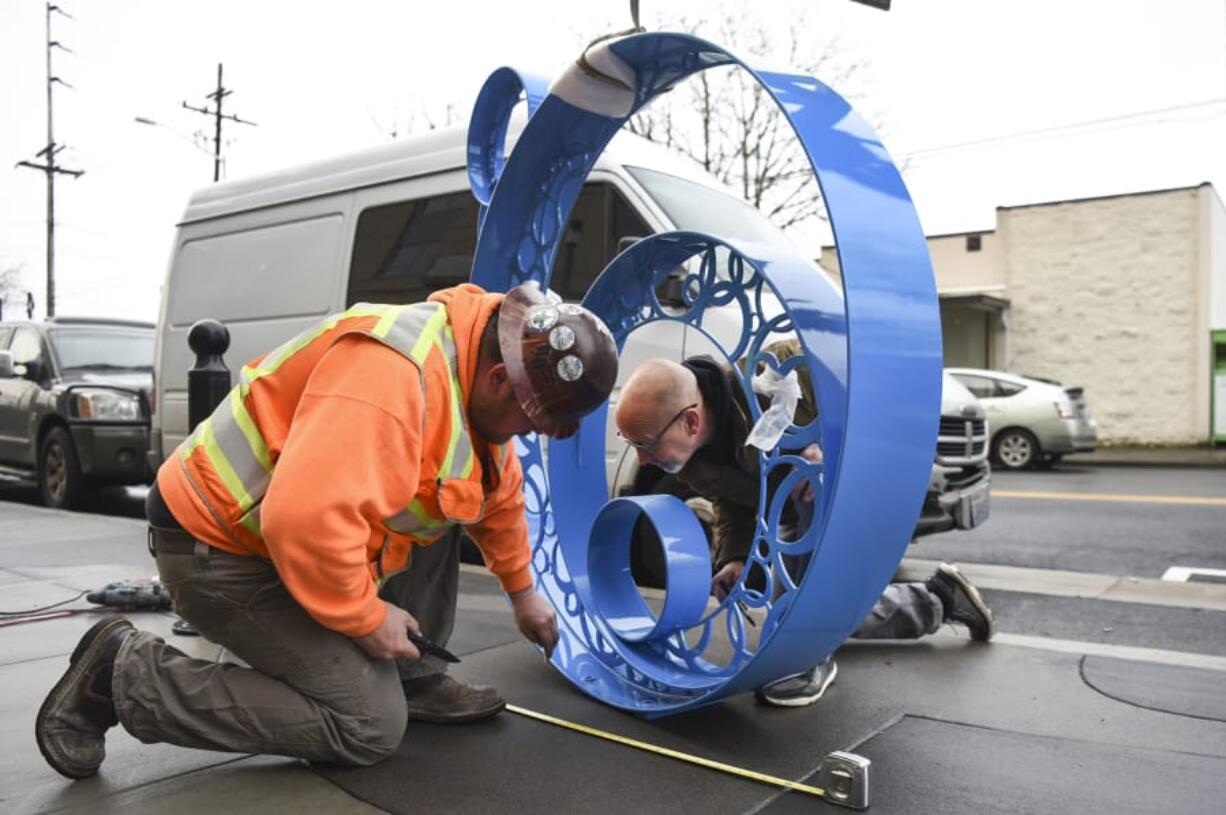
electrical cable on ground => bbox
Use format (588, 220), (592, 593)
(0, 590), (88, 616)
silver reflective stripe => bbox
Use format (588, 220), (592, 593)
(211, 393), (271, 509)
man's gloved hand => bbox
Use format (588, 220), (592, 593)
(711, 560), (745, 601)
(353, 601), (423, 661)
(509, 587), (559, 658)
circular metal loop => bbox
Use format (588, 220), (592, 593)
(468, 32), (942, 716)
(587, 496), (711, 642)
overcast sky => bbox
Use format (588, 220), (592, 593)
(2, 0), (1225, 321)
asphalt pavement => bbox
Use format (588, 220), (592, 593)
(2, 463), (1225, 814)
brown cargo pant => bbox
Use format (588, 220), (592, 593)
(112, 526), (460, 766)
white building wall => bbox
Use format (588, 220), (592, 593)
(1207, 186), (1226, 331)
(999, 188), (1204, 444)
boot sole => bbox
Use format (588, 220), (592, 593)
(940, 564), (996, 642)
(35, 617), (130, 779)
(406, 698), (506, 724)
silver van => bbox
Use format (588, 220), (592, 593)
(148, 124), (989, 542)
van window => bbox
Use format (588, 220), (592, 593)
(626, 166), (793, 249)
(552, 184), (650, 302)
(347, 184), (650, 307)
(347, 191), (480, 306)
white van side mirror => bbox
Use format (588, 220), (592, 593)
(0, 350), (13, 379)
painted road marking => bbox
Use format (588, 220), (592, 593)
(992, 489), (1226, 507)
(1162, 566), (1226, 583)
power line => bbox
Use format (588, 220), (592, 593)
(181, 63), (257, 182)
(14, 3), (85, 318)
(899, 96), (1226, 160)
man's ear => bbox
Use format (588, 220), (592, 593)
(486, 362), (512, 396)
(684, 405), (700, 436)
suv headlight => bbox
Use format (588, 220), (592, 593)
(73, 389), (142, 421)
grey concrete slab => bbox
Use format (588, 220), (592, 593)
(977, 590), (1226, 656)
(47, 756), (383, 815)
(1081, 655), (1226, 722)
(0, 504), (149, 570)
(899, 557), (1226, 612)
(763, 716), (1226, 815)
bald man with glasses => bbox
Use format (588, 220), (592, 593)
(614, 342), (995, 708)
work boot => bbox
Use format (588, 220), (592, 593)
(754, 658), (838, 708)
(402, 674), (505, 723)
(927, 563), (995, 642)
(36, 616), (135, 779)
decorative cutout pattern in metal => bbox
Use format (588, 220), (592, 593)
(467, 32), (941, 716)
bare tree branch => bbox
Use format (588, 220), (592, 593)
(624, 0), (878, 241)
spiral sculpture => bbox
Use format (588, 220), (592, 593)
(467, 32), (941, 717)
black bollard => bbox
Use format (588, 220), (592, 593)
(175, 318), (231, 638)
(187, 319), (232, 429)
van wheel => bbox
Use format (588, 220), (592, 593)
(40, 427), (91, 509)
(993, 428), (1040, 471)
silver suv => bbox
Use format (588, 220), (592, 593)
(914, 372), (991, 537)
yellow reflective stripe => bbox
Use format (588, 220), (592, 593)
(197, 418), (255, 511)
(180, 421), (207, 460)
(239, 505), (261, 536)
(247, 303), (390, 386)
(229, 387), (273, 472)
(409, 307), (449, 364)
(385, 497), (448, 535)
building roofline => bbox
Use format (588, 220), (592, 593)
(996, 182), (1214, 212)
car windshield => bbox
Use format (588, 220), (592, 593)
(49, 328), (154, 371)
(626, 166), (799, 249)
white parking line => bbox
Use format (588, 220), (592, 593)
(1161, 566), (1226, 583)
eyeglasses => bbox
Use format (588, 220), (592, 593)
(620, 403), (697, 454)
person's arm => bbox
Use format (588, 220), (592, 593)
(260, 336), (425, 652)
(466, 447), (558, 656)
(709, 497), (758, 598)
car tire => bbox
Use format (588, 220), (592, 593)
(39, 426), (90, 509)
(993, 428), (1040, 471)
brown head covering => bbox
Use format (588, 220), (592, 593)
(498, 281), (618, 439)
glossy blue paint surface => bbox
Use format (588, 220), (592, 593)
(469, 32), (940, 715)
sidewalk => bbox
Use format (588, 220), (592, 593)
(1074, 445), (1226, 468)
(4, 499), (1226, 814)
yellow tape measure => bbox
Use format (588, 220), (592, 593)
(506, 703), (829, 799)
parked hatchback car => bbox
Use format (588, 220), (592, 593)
(0, 317), (155, 508)
(947, 367), (1098, 470)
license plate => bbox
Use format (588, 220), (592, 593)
(958, 481), (990, 529)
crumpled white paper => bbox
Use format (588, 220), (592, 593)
(745, 365), (800, 451)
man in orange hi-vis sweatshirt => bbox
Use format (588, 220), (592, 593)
(36, 282), (618, 777)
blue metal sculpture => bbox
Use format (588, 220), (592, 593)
(467, 32), (941, 716)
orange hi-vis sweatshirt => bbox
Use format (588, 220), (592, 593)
(156, 284), (532, 639)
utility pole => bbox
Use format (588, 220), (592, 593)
(15, 3), (83, 318)
(182, 63), (256, 183)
